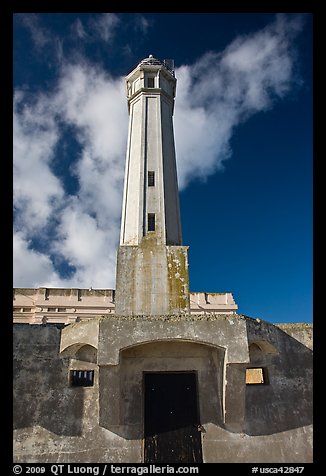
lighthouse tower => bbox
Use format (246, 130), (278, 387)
(115, 55), (190, 315)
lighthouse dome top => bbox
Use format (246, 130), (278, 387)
(137, 55), (175, 75)
(139, 54), (162, 66)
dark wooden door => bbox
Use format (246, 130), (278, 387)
(144, 372), (203, 463)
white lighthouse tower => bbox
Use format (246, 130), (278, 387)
(115, 55), (190, 315)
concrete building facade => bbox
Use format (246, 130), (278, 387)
(13, 56), (313, 464)
(13, 315), (313, 463)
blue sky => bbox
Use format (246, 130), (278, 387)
(13, 13), (313, 323)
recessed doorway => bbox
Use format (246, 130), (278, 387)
(144, 372), (203, 463)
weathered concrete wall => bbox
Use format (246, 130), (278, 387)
(115, 241), (190, 316)
(244, 318), (313, 455)
(276, 323), (313, 349)
(13, 325), (103, 462)
(60, 319), (99, 355)
(97, 314), (249, 365)
(13, 317), (313, 463)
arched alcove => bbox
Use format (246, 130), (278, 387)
(75, 344), (98, 363)
(60, 342), (98, 360)
(99, 339), (226, 439)
(249, 340), (278, 356)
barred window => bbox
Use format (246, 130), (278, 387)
(70, 370), (94, 387)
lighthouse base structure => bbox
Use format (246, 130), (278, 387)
(115, 239), (190, 316)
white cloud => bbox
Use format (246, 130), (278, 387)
(56, 63), (126, 159)
(174, 14), (302, 188)
(71, 18), (88, 40)
(13, 92), (64, 233)
(52, 199), (118, 287)
(13, 14), (303, 289)
(13, 231), (61, 287)
(134, 15), (151, 34)
(18, 13), (49, 50)
(13, 58), (128, 288)
(90, 13), (120, 43)
(54, 62), (127, 227)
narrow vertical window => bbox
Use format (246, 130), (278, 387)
(148, 171), (155, 187)
(147, 77), (155, 88)
(148, 213), (155, 232)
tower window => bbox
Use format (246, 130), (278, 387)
(147, 77), (155, 88)
(70, 370), (94, 387)
(148, 171), (155, 187)
(148, 213), (155, 232)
